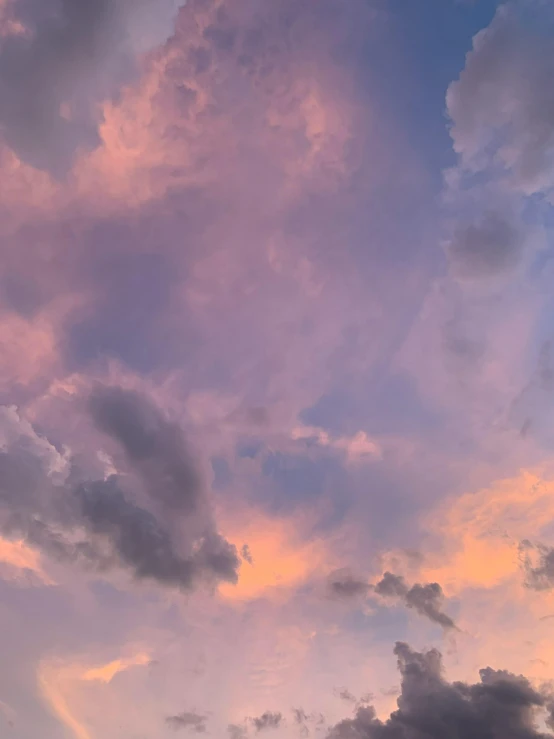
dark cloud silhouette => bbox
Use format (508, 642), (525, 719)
(89, 384), (201, 513)
(447, 212), (522, 279)
(327, 569), (369, 599)
(521, 541), (554, 591)
(0, 0), (183, 174)
(0, 389), (239, 590)
(327, 642), (552, 739)
(252, 712), (283, 732)
(374, 572), (457, 630)
(166, 711), (208, 733)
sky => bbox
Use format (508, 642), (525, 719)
(2, 0), (554, 737)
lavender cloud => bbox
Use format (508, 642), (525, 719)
(447, 212), (523, 279)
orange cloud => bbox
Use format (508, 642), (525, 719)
(219, 512), (329, 602)
(82, 654), (150, 684)
(420, 469), (554, 593)
(0, 537), (52, 584)
(38, 650), (151, 739)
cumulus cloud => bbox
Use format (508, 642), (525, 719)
(166, 711), (208, 733)
(374, 572), (457, 630)
(327, 642), (552, 739)
(0, 0), (185, 174)
(446, 2), (554, 197)
(0, 386), (239, 590)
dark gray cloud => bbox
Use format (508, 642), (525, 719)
(0, 0), (183, 174)
(89, 384), (201, 513)
(447, 212), (522, 279)
(166, 711), (208, 733)
(327, 642), (552, 739)
(521, 541), (554, 591)
(374, 572), (457, 630)
(327, 569), (369, 599)
(251, 712), (283, 733)
(0, 388), (239, 590)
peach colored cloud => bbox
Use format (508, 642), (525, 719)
(82, 654), (151, 685)
(219, 510), (330, 602)
(419, 469), (554, 594)
(38, 651), (152, 739)
(0, 536), (53, 584)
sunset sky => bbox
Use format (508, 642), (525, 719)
(2, 1), (554, 738)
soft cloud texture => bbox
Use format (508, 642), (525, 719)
(2, 0), (554, 738)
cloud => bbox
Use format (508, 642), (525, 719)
(446, 212), (523, 279)
(166, 711), (208, 733)
(292, 708), (326, 736)
(374, 572), (457, 630)
(291, 426), (382, 463)
(82, 653), (150, 684)
(0, 387), (239, 590)
(446, 2), (554, 197)
(336, 690), (357, 704)
(241, 544), (253, 565)
(521, 541), (554, 591)
(89, 384), (201, 514)
(228, 724), (248, 739)
(327, 569), (369, 600)
(0, 0), (186, 175)
(252, 712), (283, 732)
(327, 642), (552, 739)
(218, 510), (327, 602)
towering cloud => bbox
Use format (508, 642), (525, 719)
(328, 642), (553, 739)
(0, 0), (185, 174)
